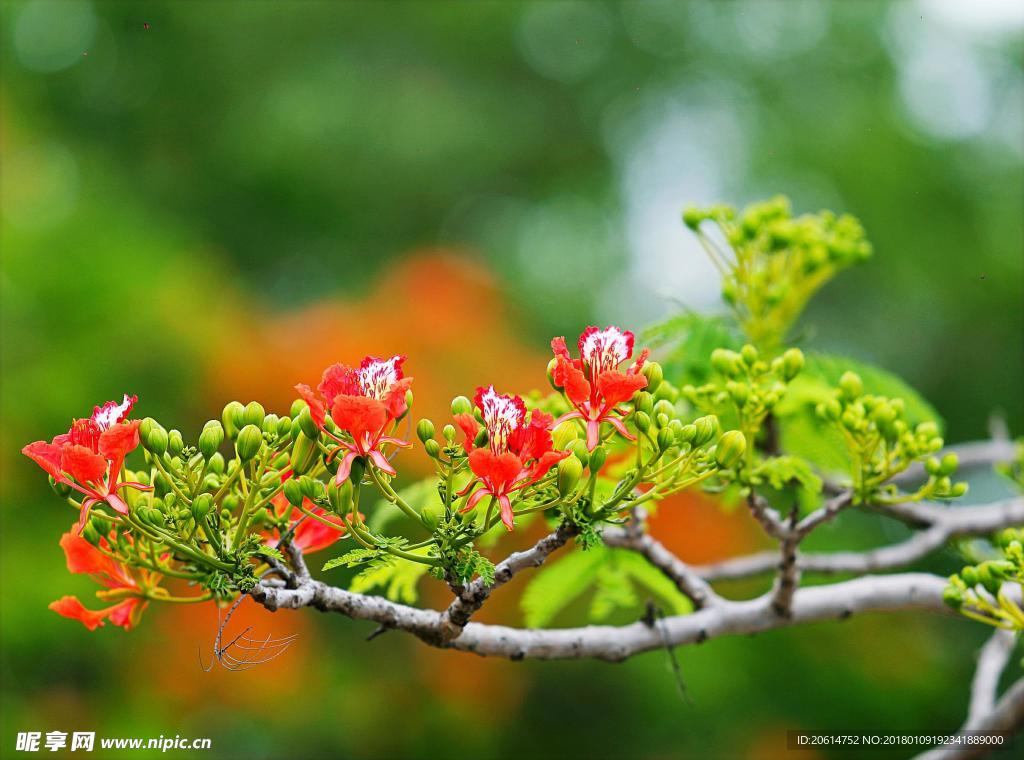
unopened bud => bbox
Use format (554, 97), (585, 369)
(589, 446), (607, 473)
(781, 348), (804, 381)
(191, 493), (213, 521)
(289, 432), (318, 475)
(416, 419), (435, 444)
(570, 440), (590, 467)
(49, 476), (72, 498)
(546, 358), (561, 389)
(940, 453), (959, 477)
(276, 416), (292, 439)
(199, 421), (225, 459)
(235, 424), (263, 462)
(657, 428), (674, 452)
(290, 398), (308, 417)
(421, 503), (444, 531)
(839, 371), (863, 400)
(243, 401), (265, 428)
(143, 421), (169, 456)
(82, 522), (102, 546)
(741, 344), (759, 366)
(557, 455), (583, 496)
(283, 478), (305, 507)
(261, 413), (280, 434)
(222, 401), (245, 438)
(451, 396), (473, 416)
(295, 407), (319, 440)
(443, 424), (457, 443)
(327, 479), (353, 514)
(634, 391), (654, 417)
(714, 430), (747, 469)
(424, 439), (441, 458)
(642, 362), (663, 393)
(634, 411), (652, 433)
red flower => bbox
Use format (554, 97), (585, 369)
(550, 326), (649, 450)
(49, 525), (147, 631)
(266, 491), (350, 555)
(455, 386), (569, 531)
(295, 356), (413, 484)
(22, 394), (151, 531)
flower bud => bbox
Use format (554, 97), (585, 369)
(546, 358), (561, 390)
(92, 516), (112, 536)
(634, 391), (654, 417)
(711, 349), (740, 376)
(656, 413), (670, 429)
(222, 401), (245, 438)
(295, 406), (319, 440)
(290, 398), (308, 417)
(781, 348), (805, 381)
(143, 421), (169, 456)
(552, 423), (577, 450)
(653, 399), (675, 420)
(589, 446), (607, 473)
(243, 401), (265, 428)
(714, 430), (746, 469)
(416, 419), (435, 444)
(199, 421), (225, 459)
(727, 381), (750, 407)
(693, 415), (718, 446)
(261, 413), (280, 434)
(473, 428), (489, 449)
(950, 482), (968, 498)
(677, 424), (697, 445)
(916, 421), (939, 439)
(235, 424), (263, 462)
(349, 456), (366, 484)
(191, 493), (213, 521)
(925, 457), (942, 476)
(961, 566), (979, 587)
(657, 428), (675, 452)
(283, 478), (305, 507)
(570, 439), (590, 467)
(682, 206), (704, 230)
(942, 585), (963, 610)
(207, 452), (226, 475)
(139, 417), (156, 443)
(557, 455), (583, 496)
(424, 439), (441, 458)
(839, 371), (863, 400)
(49, 476), (72, 498)
(451, 396), (472, 416)
(642, 362), (663, 394)
(289, 432), (318, 475)
(940, 453), (959, 477)
(277, 416), (292, 438)
(740, 344), (758, 366)
(634, 411), (652, 433)
(421, 503), (444, 531)
(299, 475), (322, 501)
(327, 479), (353, 514)
(82, 522), (102, 546)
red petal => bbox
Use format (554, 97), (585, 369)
(468, 449), (523, 493)
(49, 596), (111, 631)
(318, 363), (358, 408)
(553, 357), (591, 406)
(331, 395), (387, 441)
(528, 449), (570, 482)
(454, 413), (479, 450)
(384, 376), (414, 418)
(499, 495), (515, 531)
(107, 598), (145, 629)
(98, 420), (140, 461)
(597, 370), (647, 408)
(551, 336), (571, 361)
(295, 383), (326, 428)
(61, 444), (107, 484)
(22, 440), (64, 479)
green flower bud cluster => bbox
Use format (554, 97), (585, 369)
(944, 536), (1024, 631)
(815, 371), (966, 503)
(683, 196), (871, 350)
(683, 344), (802, 471)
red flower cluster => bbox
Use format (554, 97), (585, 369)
(551, 326), (649, 450)
(455, 386), (569, 531)
(296, 356), (413, 483)
(49, 525), (147, 631)
(22, 395), (151, 531)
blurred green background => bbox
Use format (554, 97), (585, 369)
(2, 1), (1022, 758)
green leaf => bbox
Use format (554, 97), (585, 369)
(752, 455), (823, 494)
(520, 547), (608, 628)
(590, 563), (638, 621)
(350, 558), (429, 604)
(255, 546), (286, 562)
(643, 313), (742, 387)
(322, 547), (390, 572)
(613, 551), (693, 617)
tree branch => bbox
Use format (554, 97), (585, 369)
(915, 629), (1023, 760)
(603, 527), (720, 609)
(438, 522), (579, 640)
(252, 571), (952, 661)
(694, 497), (1024, 581)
